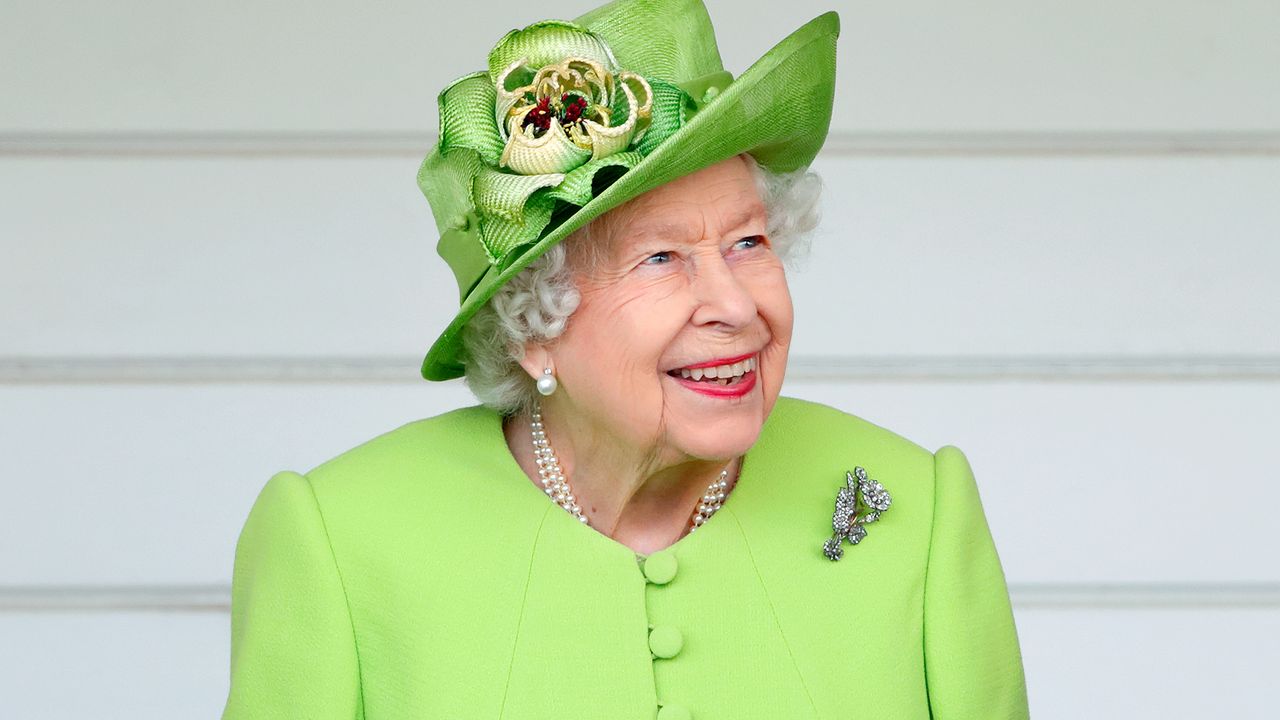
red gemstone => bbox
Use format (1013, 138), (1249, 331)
(560, 95), (589, 125)
(521, 96), (553, 134)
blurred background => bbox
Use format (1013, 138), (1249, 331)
(3, 0), (1278, 716)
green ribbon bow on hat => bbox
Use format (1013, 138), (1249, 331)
(424, 19), (732, 301)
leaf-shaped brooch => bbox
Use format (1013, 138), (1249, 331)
(822, 466), (892, 561)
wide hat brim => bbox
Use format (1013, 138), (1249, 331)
(420, 8), (839, 381)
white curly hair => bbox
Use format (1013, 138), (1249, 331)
(460, 152), (823, 416)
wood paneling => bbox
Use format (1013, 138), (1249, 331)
(2, 381), (1274, 585)
(4, 1), (1278, 134)
(4, 155), (1277, 358)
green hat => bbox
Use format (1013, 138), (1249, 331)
(417, 0), (839, 381)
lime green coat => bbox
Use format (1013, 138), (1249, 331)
(221, 396), (1029, 719)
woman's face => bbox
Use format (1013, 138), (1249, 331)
(532, 154), (793, 465)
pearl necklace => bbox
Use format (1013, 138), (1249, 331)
(530, 399), (734, 532)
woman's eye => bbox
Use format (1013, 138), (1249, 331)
(734, 235), (764, 250)
(643, 251), (674, 265)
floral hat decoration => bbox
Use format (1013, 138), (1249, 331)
(417, 0), (839, 380)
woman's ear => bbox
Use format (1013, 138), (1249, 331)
(516, 342), (552, 382)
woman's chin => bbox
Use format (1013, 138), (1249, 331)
(673, 427), (762, 463)
(659, 373), (765, 458)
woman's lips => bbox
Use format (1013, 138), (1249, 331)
(677, 351), (757, 371)
(666, 358), (758, 399)
(672, 369), (757, 398)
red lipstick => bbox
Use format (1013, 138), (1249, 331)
(674, 369), (757, 398)
(677, 351), (756, 371)
(667, 353), (759, 399)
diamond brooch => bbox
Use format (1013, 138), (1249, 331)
(822, 466), (892, 561)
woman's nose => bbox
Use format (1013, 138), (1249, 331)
(689, 253), (757, 329)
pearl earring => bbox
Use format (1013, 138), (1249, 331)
(536, 367), (558, 396)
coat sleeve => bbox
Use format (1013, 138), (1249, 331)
(923, 445), (1029, 719)
(222, 470), (364, 719)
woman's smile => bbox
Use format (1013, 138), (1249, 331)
(665, 353), (759, 398)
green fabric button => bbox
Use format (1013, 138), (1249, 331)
(642, 550), (678, 584)
(648, 625), (683, 658)
(656, 704), (691, 720)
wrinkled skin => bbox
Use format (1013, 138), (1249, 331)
(504, 153), (794, 554)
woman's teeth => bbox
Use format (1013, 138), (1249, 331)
(673, 356), (756, 384)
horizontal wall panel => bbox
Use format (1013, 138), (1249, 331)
(3, 1), (1278, 135)
(795, 154), (1280, 358)
(4, 155), (1278, 359)
(1016, 607), (1278, 719)
(0, 611), (229, 718)
(800, 379), (1280, 585)
(1, 607), (1274, 719)
(0, 381), (475, 585)
(2, 156), (442, 360)
(2, 380), (1275, 586)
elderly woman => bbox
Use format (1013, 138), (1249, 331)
(222, 1), (1029, 718)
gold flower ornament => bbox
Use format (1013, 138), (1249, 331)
(496, 57), (653, 175)
(424, 18), (729, 291)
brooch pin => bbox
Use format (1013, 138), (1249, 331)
(822, 466), (892, 561)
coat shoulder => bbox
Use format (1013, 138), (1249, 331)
(288, 405), (520, 560)
(769, 395), (934, 461)
(763, 395), (937, 502)
(302, 404), (504, 493)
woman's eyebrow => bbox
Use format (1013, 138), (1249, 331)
(727, 203), (768, 232)
(628, 220), (695, 243)
(627, 203), (767, 244)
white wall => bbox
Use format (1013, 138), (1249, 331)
(3, 0), (1278, 716)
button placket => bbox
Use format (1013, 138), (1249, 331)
(640, 548), (689, 717)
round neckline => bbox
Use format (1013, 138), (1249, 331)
(481, 406), (756, 562)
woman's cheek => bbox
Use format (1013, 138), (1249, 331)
(746, 266), (794, 337)
(760, 274), (794, 401)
